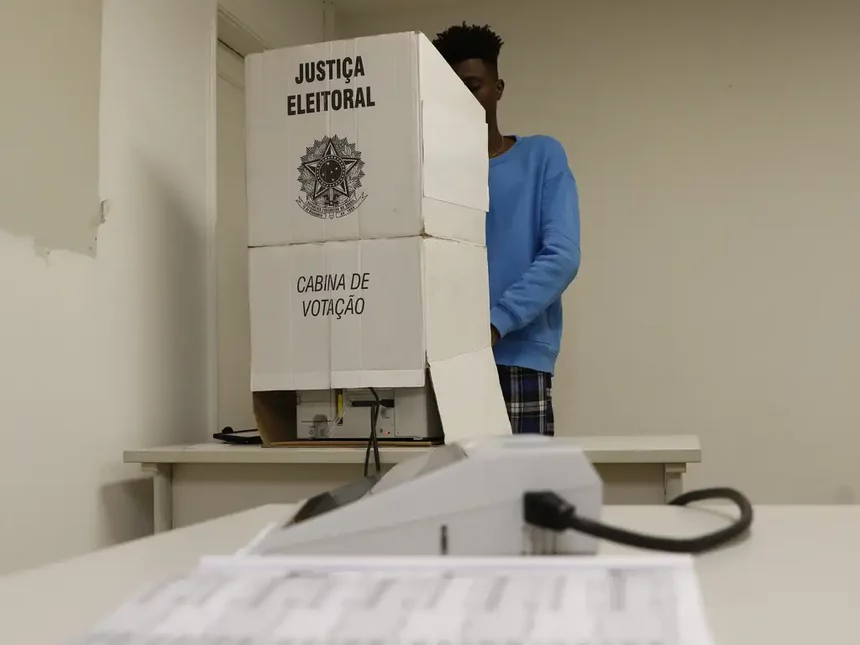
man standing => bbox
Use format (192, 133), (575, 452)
(433, 24), (581, 436)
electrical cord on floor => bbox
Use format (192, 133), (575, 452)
(363, 387), (383, 478)
(523, 487), (753, 554)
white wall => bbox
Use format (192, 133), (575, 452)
(338, 0), (860, 503)
(0, 0), (217, 574)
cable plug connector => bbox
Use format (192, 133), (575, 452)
(523, 491), (576, 532)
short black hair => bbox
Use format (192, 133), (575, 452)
(432, 23), (504, 71)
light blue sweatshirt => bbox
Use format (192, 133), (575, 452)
(488, 135), (581, 375)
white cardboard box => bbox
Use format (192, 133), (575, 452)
(250, 236), (487, 389)
(249, 237), (510, 443)
(245, 32), (488, 246)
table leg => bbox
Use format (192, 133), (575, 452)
(663, 463), (686, 503)
(142, 463), (173, 533)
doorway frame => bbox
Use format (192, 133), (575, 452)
(209, 5), (266, 435)
(217, 5), (267, 56)
(211, 1), (332, 432)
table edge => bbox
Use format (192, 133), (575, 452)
(124, 436), (702, 466)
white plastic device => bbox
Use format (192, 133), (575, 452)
(296, 386), (442, 440)
(245, 435), (603, 557)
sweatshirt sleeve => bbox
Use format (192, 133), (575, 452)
(490, 142), (581, 338)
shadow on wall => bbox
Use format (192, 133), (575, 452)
(136, 150), (210, 448)
(100, 477), (154, 542)
(95, 150), (211, 545)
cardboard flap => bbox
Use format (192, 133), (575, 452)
(421, 100), (489, 213)
(253, 391), (298, 446)
(421, 199), (486, 246)
(417, 33), (488, 217)
(422, 238), (490, 363)
(429, 348), (511, 444)
(416, 33), (484, 122)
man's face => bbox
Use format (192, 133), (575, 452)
(451, 58), (504, 121)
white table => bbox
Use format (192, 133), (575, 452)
(125, 435), (701, 531)
(2, 503), (858, 644)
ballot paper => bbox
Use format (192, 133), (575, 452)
(69, 555), (713, 645)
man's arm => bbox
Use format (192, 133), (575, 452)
(490, 144), (581, 338)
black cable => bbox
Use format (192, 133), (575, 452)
(523, 487), (753, 554)
(363, 387), (383, 477)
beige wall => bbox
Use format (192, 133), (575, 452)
(339, 0), (860, 503)
(0, 0), (326, 574)
(0, 0), (101, 255)
(0, 0), (218, 573)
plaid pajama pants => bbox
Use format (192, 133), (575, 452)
(497, 365), (554, 436)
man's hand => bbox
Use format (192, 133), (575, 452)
(491, 325), (500, 346)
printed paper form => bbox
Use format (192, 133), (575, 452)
(70, 555), (713, 645)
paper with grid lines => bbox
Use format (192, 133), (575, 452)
(70, 555), (713, 645)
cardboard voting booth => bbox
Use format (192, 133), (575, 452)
(245, 32), (510, 445)
(245, 31), (488, 246)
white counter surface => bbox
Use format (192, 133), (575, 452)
(2, 503), (857, 644)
